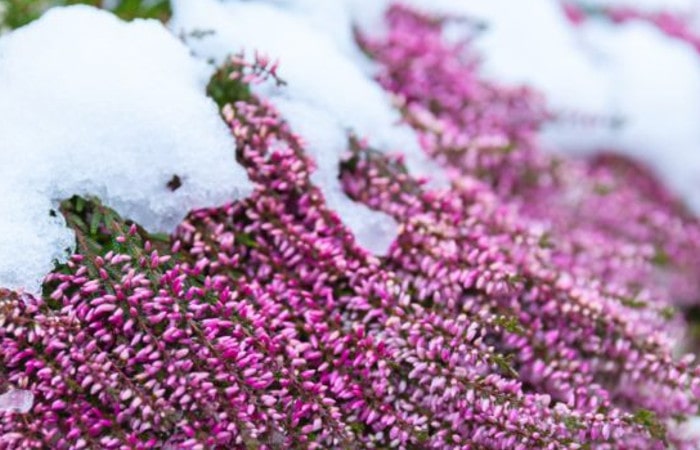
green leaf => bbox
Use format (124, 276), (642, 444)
(631, 409), (667, 442)
(494, 315), (525, 336)
(660, 306), (676, 321)
(538, 232), (554, 249)
(563, 415), (584, 431)
(89, 209), (102, 236)
(491, 353), (519, 378)
(206, 61), (253, 109)
(236, 232), (259, 248)
(340, 154), (360, 173)
(149, 232), (170, 243)
(651, 246), (670, 267)
(620, 297), (647, 309)
(593, 183), (614, 195)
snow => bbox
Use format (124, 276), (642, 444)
(440, 0), (700, 212)
(322, 0), (700, 214)
(170, 0), (445, 255)
(580, 0), (696, 11)
(345, 0), (700, 212)
(0, 5), (252, 294)
(0, 390), (34, 414)
(3, 0), (700, 293)
(577, 20), (700, 211)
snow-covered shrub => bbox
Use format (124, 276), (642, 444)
(3, 2), (700, 449)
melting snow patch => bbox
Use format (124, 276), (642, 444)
(0, 390), (34, 414)
(0, 5), (251, 294)
(576, 19), (700, 212)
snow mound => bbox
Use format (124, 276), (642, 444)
(0, 390), (33, 414)
(0, 6), (252, 294)
(578, 20), (700, 212)
(170, 0), (445, 255)
(4, 0), (700, 293)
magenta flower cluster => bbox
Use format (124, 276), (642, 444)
(3, 4), (700, 449)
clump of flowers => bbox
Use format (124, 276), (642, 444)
(3, 3), (700, 449)
(358, 4), (700, 305)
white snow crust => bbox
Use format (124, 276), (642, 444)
(0, 389), (34, 414)
(0, 5), (251, 294)
(170, 0), (448, 256)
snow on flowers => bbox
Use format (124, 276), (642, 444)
(2, 2), (700, 449)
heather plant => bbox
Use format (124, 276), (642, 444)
(359, 4), (700, 314)
(3, 3), (700, 450)
(353, 4), (700, 446)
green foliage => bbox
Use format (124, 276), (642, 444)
(493, 314), (526, 336)
(206, 59), (253, 109)
(630, 409), (667, 443)
(537, 231), (554, 249)
(563, 415), (584, 432)
(0, 0), (171, 32)
(339, 153), (360, 173)
(235, 232), (259, 249)
(60, 195), (130, 254)
(659, 306), (676, 321)
(42, 195), (176, 306)
(619, 296), (648, 309)
(651, 246), (671, 267)
(87, 0), (171, 22)
(490, 352), (519, 378)
(58, 195), (170, 259)
(0, 0), (54, 30)
(593, 183), (614, 196)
